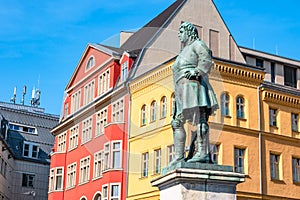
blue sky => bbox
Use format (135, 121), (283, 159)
(0, 0), (299, 115)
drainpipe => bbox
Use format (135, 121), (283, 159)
(257, 84), (263, 198)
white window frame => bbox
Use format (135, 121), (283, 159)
(150, 101), (157, 122)
(84, 80), (95, 105)
(96, 107), (108, 137)
(71, 89), (81, 113)
(98, 69), (110, 96)
(110, 183), (121, 200)
(160, 96), (167, 118)
(167, 145), (175, 165)
(49, 167), (64, 191)
(93, 150), (103, 179)
(111, 141), (122, 169)
(102, 184), (109, 200)
(292, 113), (299, 132)
(141, 105), (147, 126)
(154, 148), (161, 174)
(69, 125), (79, 151)
(57, 132), (66, 152)
(121, 61), (128, 82)
(86, 56), (95, 71)
(79, 156), (91, 184)
(269, 108), (277, 127)
(104, 143), (110, 171)
(66, 162), (77, 189)
(82, 117), (92, 144)
(112, 98), (124, 123)
(23, 141), (39, 159)
(221, 93), (230, 116)
(9, 122), (37, 135)
(236, 96), (245, 119)
(141, 152), (149, 177)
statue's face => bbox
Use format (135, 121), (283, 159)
(178, 27), (188, 43)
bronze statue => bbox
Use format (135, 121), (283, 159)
(170, 22), (218, 165)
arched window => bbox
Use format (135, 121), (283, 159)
(141, 105), (147, 126)
(150, 101), (157, 122)
(86, 56), (95, 70)
(171, 93), (175, 116)
(80, 197), (87, 200)
(236, 96), (245, 118)
(160, 96), (167, 118)
(93, 193), (101, 200)
(221, 93), (230, 116)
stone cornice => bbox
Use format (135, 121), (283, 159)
(129, 59), (265, 95)
(212, 60), (265, 87)
(262, 88), (300, 109)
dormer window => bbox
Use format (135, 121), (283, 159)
(23, 141), (39, 159)
(9, 123), (37, 135)
(121, 61), (128, 82)
(86, 56), (95, 71)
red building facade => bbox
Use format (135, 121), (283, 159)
(48, 44), (133, 200)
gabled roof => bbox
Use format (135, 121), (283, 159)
(121, 0), (186, 54)
(65, 44), (123, 90)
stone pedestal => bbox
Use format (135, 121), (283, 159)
(151, 162), (245, 200)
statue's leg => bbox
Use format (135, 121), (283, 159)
(187, 108), (210, 163)
(168, 118), (186, 166)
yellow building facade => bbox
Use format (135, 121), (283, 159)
(127, 57), (300, 199)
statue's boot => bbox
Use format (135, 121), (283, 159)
(168, 124), (186, 167)
(187, 123), (209, 163)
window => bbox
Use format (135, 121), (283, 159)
(22, 173), (34, 187)
(96, 107), (108, 137)
(209, 29), (219, 57)
(271, 62), (275, 83)
(142, 152), (149, 177)
(234, 148), (245, 173)
(112, 142), (121, 169)
(221, 93), (230, 116)
(69, 125), (79, 150)
(167, 145), (175, 164)
(284, 66), (297, 88)
(49, 169), (54, 192)
(82, 117), (92, 144)
(86, 56), (95, 71)
(141, 105), (147, 126)
(57, 132), (66, 152)
(9, 122), (36, 134)
(154, 149), (161, 174)
(23, 142), (39, 159)
(71, 89), (81, 113)
(110, 184), (120, 200)
(103, 185), (108, 200)
(171, 93), (175, 116)
(48, 168), (64, 191)
(236, 96), (245, 119)
(270, 153), (280, 180)
(84, 80), (95, 105)
(161, 96), (167, 118)
(94, 151), (103, 179)
(67, 162), (77, 189)
(269, 108), (277, 127)
(150, 101), (157, 122)
(112, 99), (124, 122)
(256, 58), (264, 68)
(292, 157), (300, 182)
(79, 156), (90, 184)
(104, 143), (110, 170)
(55, 168), (63, 190)
(292, 113), (299, 132)
(64, 102), (69, 118)
(99, 69), (110, 95)
(211, 144), (220, 164)
(121, 61), (128, 81)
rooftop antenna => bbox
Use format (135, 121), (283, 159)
(21, 85), (26, 105)
(10, 87), (17, 104)
(31, 77), (41, 107)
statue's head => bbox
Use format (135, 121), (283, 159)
(178, 22), (199, 43)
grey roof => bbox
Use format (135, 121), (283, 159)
(0, 103), (59, 163)
(121, 0), (186, 54)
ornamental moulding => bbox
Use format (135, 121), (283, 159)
(212, 61), (265, 85)
(262, 90), (300, 108)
